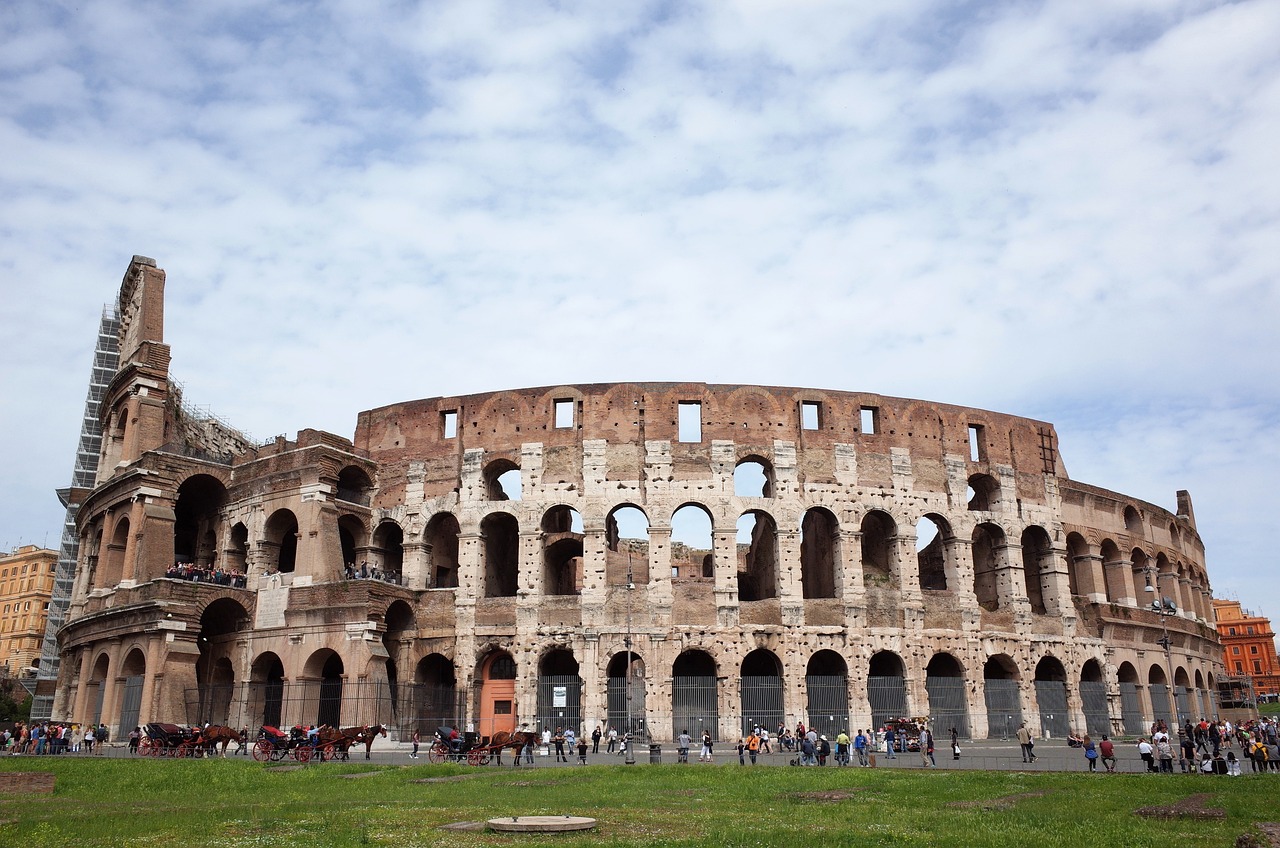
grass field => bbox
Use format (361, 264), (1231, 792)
(1, 757), (1276, 847)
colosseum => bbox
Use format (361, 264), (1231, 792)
(51, 256), (1224, 745)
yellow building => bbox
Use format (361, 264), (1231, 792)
(0, 545), (58, 676)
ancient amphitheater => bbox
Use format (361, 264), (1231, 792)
(52, 257), (1224, 743)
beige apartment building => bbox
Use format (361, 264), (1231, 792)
(0, 545), (57, 676)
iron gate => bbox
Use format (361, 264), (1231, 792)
(118, 675), (143, 739)
(672, 676), (718, 742)
(607, 676), (648, 739)
(1175, 686), (1191, 724)
(1034, 680), (1069, 738)
(1119, 682), (1145, 734)
(1150, 683), (1173, 729)
(983, 679), (1022, 740)
(740, 676), (784, 738)
(805, 675), (849, 739)
(535, 675), (582, 734)
(867, 675), (908, 731)
(925, 676), (970, 739)
(1079, 681), (1110, 737)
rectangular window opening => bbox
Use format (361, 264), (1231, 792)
(554, 398), (574, 429)
(860, 406), (878, 434)
(801, 401), (821, 431)
(494, 700), (512, 715)
(678, 401), (702, 443)
(442, 410), (458, 439)
(968, 424), (985, 461)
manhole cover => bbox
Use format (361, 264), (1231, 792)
(487, 816), (598, 833)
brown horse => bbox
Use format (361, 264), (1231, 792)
(502, 730), (539, 766)
(343, 724), (388, 760)
(315, 725), (360, 760)
(197, 725), (244, 758)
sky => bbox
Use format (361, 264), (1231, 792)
(2, 1), (1278, 625)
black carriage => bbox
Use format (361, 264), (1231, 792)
(252, 725), (324, 763)
(427, 728), (494, 765)
(140, 722), (201, 758)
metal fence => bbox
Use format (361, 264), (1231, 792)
(867, 676), (908, 733)
(805, 675), (851, 740)
(1079, 681), (1110, 737)
(739, 676), (784, 739)
(983, 679), (1023, 740)
(1034, 680), (1069, 738)
(925, 676), (970, 739)
(535, 675), (582, 737)
(671, 676), (718, 742)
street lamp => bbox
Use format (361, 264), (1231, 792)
(1144, 567), (1179, 730)
(624, 554), (636, 765)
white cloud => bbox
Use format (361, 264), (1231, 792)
(1, 0), (1278, 623)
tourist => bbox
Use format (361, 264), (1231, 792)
(1137, 738), (1156, 772)
(883, 725), (896, 758)
(700, 730), (713, 763)
(1083, 735), (1098, 771)
(1016, 722), (1036, 763)
(607, 726), (618, 754)
(951, 727), (960, 761)
(853, 729), (868, 767)
(1099, 735), (1117, 773)
(410, 729), (419, 759)
(577, 736), (588, 764)
(676, 729), (691, 763)
(920, 728), (935, 767)
(592, 725), (602, 754)
(746, 730), (760, 764)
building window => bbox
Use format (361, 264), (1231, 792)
(494, 700), (512, 715)
(1236, 662), (1243, 673)
(968, 424), (986, 461)
(860, 406), (879, 434)
(801, 401), (821, 431)
(678, 402), (702, 442)
(442, 410), (458, 439)
(1251, 646), (1259, 654)
(1229, 627), (1237, 635)
(1248, 626), (1255, 635)
(1255, 661), (1263, 674)
(1233, 647), (1241, 655)
(554, 399), (574, 429)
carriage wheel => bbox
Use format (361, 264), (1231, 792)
(320, 744), (336, 762)
(470, 749), (491, 766)
(294, 746), (313, 763)
(428, 742), (446, 764)
(139, 738), (158, 757)
(252, 740), (273, 762)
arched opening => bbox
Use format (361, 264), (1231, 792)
(805, 650), (849, 739)
(117, 648), (147, 738)
(424, 512), (460, 589)
(606, 505), (650, 586)
(250, 652), (286, 729)
(800, 508), (838, 599)
(542, 506), (584, 596)
(338, 514), (365, 575)
(672, 650), (718, 742)
(740, 649), (783, 738)
(983, 655), (1022, 739)
(383, 600), (415, 722)
(305, 651), (345, 728)
(371, 521), (404, 583)
(1064, 533), (1088, 599)
(481, 513), (519, 597)
(607, 651), (647, 739)
(336, 466), (373, 506)
(916, 514), (951, 591)
(100, 516), (131, 589)
(414, 654), (458, 737)
(484, 459), (521, 501)
(1117, 662), (1144, 735)
(736, 511), (778, 601)
(734, 456), (774, 498)
(1080, 659), (1109, 737)
(868, 651), (907, 733)
(536, 650), (582, 737)
(1021, 526), (1052, 615)
(972, 523), (1004, 611)
(925, 653), (969, 739)
(264, 509), (299, 574)
(195, 597), (250, 725)
(1148, 664), (1173, 730)
(173, 474), (227, 569)
(1100, 539), (1126, 602)
(1174, 666), (1192, 727)
(477, 651), (517, 738)
(86, 653), (110, 727)
(967, 473), (999, 511)
(226, 522), (249, 576)
(1130, 548), (1151, 607)
(671, 504), (713, 580)
(1033, 656), (1069, 738)
(1124, 505), (1143, 534)
(860, 510), (897, 589)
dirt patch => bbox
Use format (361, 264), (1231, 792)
(948, 790), (1052, 811)
(411, 775), (481, 784)
(0, 773), (54, 795)
(439, 821), (487, 831)
(338, 772), (382, 779)
(1134, 793), (1225, 821)
(1237, 823), (1280, 847)
(504, 780), (562, 787)
(792, 790), (867, 802)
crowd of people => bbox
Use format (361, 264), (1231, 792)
(1122, 717), (1280, 776)
(165, 562), (248, 588)
(3, 721), (111, 755)
(343, 562), (400, 583)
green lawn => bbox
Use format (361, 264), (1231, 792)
(1, 758), (1276, 847)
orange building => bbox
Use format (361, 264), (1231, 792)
(1213, 599), (1280, 699)
(0, 545), (58, 676)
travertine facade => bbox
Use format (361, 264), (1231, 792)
(53, 257), (1224, 742)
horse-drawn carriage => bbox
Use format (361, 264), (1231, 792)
(252, 725), (330, 763)
(426, 727), (520, 765)
(139, 723), (203, 757)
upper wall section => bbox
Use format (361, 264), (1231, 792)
(354, 382), (1065, 503)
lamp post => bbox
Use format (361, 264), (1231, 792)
(1144, 567), (1179, 730)
(624, 555), (636, 765)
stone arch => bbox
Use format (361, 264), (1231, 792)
(800, 507), (839, 599)
(972, 522), (1004, 611)
(1020, 525), (1052, 615)
(484, 458), (521, 501)
(476, 649), (517, 738)
(303, 649), (345, 727)
(195, 596), (249, 725)
(1130, 547), (1152, 606)
(925, 653), (970, 738)
(1099, 538), (1126, 602)
(916, 513), (953, 591)
(481, 512), (519, 597)
(737, 509), (778, 601)
(968, 473), (999, 511)
(1034, 656), (1069, 737)
(983, 654), (1022, 738)
(868, 651), (908, 732)
(606, 504), (649, 586)
(1117, 661), (1144, 734)
(1079, 658), (1109, 737)
(382, 599), (415, 723)
(734, 455), (774, 498)
(536, 649), (582, 736)
(250, 651), (286, 728)
(805, 650), (849, 739)
(338, 514), (367, 573)
(263, 509), (299, 574)
(607, 650), (647, 738)
(740, 649), (783, 738)
(860, 509), (897, 588)
(672, 649), (719, 742)
(542, 504), (585, 594)
(173, 473), (227, 569)
(370, 520), (404, 582)
(671, 503), (713, 579)
(413, 654), (459, 736)
(424, 512), (460, 589)
(336, 465), (373, 506)
(1124, 505), (1143, 534)
(226, 522), (249, 574)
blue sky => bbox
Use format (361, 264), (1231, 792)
(2, 0), (1278, 624)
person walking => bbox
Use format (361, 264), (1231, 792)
(1137, 737), (1156, 772)
(1083, 735), (1098, 771)
(920, 728), (935, 767)
(950, 727), (960, 761)
(853, 730), (868, 767)
(410, 729), (420, 759)
(577, 736), (589, 765)
(607, 726), (618, 754)
(700, 730), (714, 763)
(835, 730), (850, 767)
(883, 725), (896, 758)
(677, 729), (692, 764)
(1016, 723), (1036, 763)
(746, 730), (760, 764)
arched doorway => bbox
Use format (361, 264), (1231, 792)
(477, 651), (517, 739)
(672, 650), (718, 742)
(868, 651), (908, 732)
(983, 655), (1022, 740)
(1080, 660), (1109, 737)
(303, 650), (344, 728)
(1148, 665), (1173, 730)
(250, 652), (286, 728)
(173, 474), (227, 570)
(805, 651), (849, 739)
(739, 649), (783, 737)
(1033, 656), (1069, 738)
(118, 648), (147, 738)
(415, 654), (458, 737)
(536, 650), (582, 736)
(1117, 662), (1144, 735)
(607, 651), (647, 739)
(800, 509), (839, 599)
(925, 653), (970, 739)
(195, 597), (249, 726)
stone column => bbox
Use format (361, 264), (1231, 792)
(72, 646), (96, 722)
(949, 537), (982, 632)
(137, 635), (165, 726)
(776, 529), (803, 626)
(401, 541), (428, 590)
(712, 528), (739, 628)
(647, 524), (673, 628)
